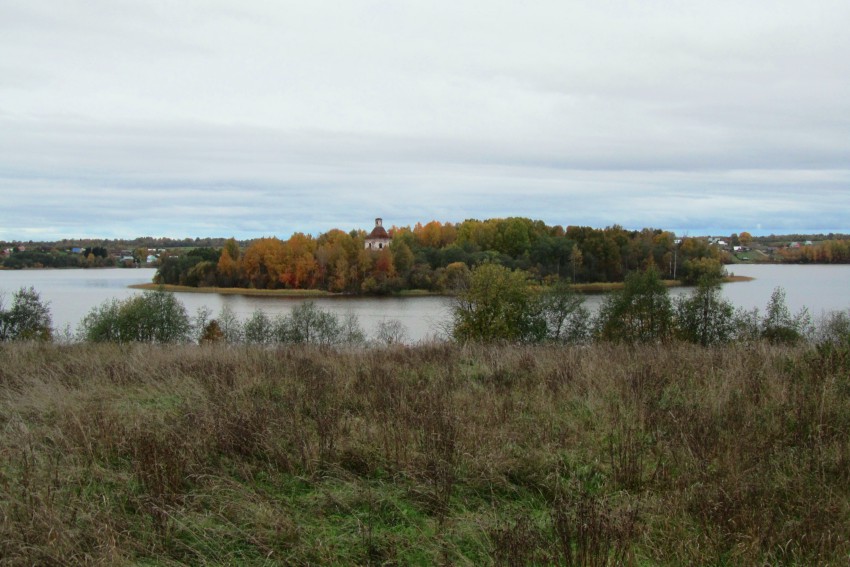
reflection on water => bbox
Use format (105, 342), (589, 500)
(1, 265), (848, 341)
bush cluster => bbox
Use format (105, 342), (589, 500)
(213, 302), (367, 346)
(75, 290), (393, 347)
(79, 291), (191, 343)
(451, 264), (820, 346)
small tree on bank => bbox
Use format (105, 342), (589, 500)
(0, 287), (52, 341)
(675, 277), (736, 346)
(539, 280), (590, 344)
(451, 263), (545, 343)
(761, 287), (811, 343)
(595, 267), (673, 343)
(450, 264), (588, 344)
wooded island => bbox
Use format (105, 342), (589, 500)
(154, 218), (733, 294)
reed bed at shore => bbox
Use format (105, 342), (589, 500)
(1, 341), (849, 565)
(128, 283), (336, 297)
(127, 274), (754, 298)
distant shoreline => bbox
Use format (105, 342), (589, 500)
(129, 275), (755, 297)
(129, 283), (339, 297)
(570, 274), (753, 293)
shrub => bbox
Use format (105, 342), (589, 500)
(761, 287), (811, 344)
(374, 319), (409, 346)
(733, 306), (762, 342)
(595, 267), (673, 343)
(243, 309), (274, 344)
(282, 302), (343, 345)
(675, 278), (736, 345)
(0, 286), (52, 341)
(816, 309), (850, 345)
(451, 263), (546, 343)
(199, 320), (224, 343)
(217, 305), (244, 343)
(539, 279), (590, 344)
(78, 290), (190, 343)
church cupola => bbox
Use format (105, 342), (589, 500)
(365, 218), (391, 250)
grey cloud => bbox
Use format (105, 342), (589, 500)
(1, 1), (848, 240)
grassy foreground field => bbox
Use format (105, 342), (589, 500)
(1, 342), (849, 565)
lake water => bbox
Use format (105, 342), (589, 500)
(720, 264), (850, 317)
(0, 268), (451, 342)
(1, 264), (848, 342)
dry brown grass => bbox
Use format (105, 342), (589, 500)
(1, 341), (849, 564)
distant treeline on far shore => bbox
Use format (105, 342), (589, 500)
(2, 220), (849, 292)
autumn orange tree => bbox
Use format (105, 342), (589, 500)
(216, 238), (241, 287)
(240, 237), (286, 289)
(315, 229), (359, 292)
(278, 233), (320, 289)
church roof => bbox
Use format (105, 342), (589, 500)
(367, 218), (390, 240)
(368, 225), (390, 239)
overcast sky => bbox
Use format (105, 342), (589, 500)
(2, 0), (849, 241)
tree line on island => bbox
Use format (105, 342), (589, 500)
(154, 219), (731, 293)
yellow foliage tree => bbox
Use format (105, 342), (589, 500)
(240, 237), (286, 289)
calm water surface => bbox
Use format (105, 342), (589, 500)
(1, 265), (848, 341)
(720, 264), (850, 316)
(0, 268), (450, 341)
